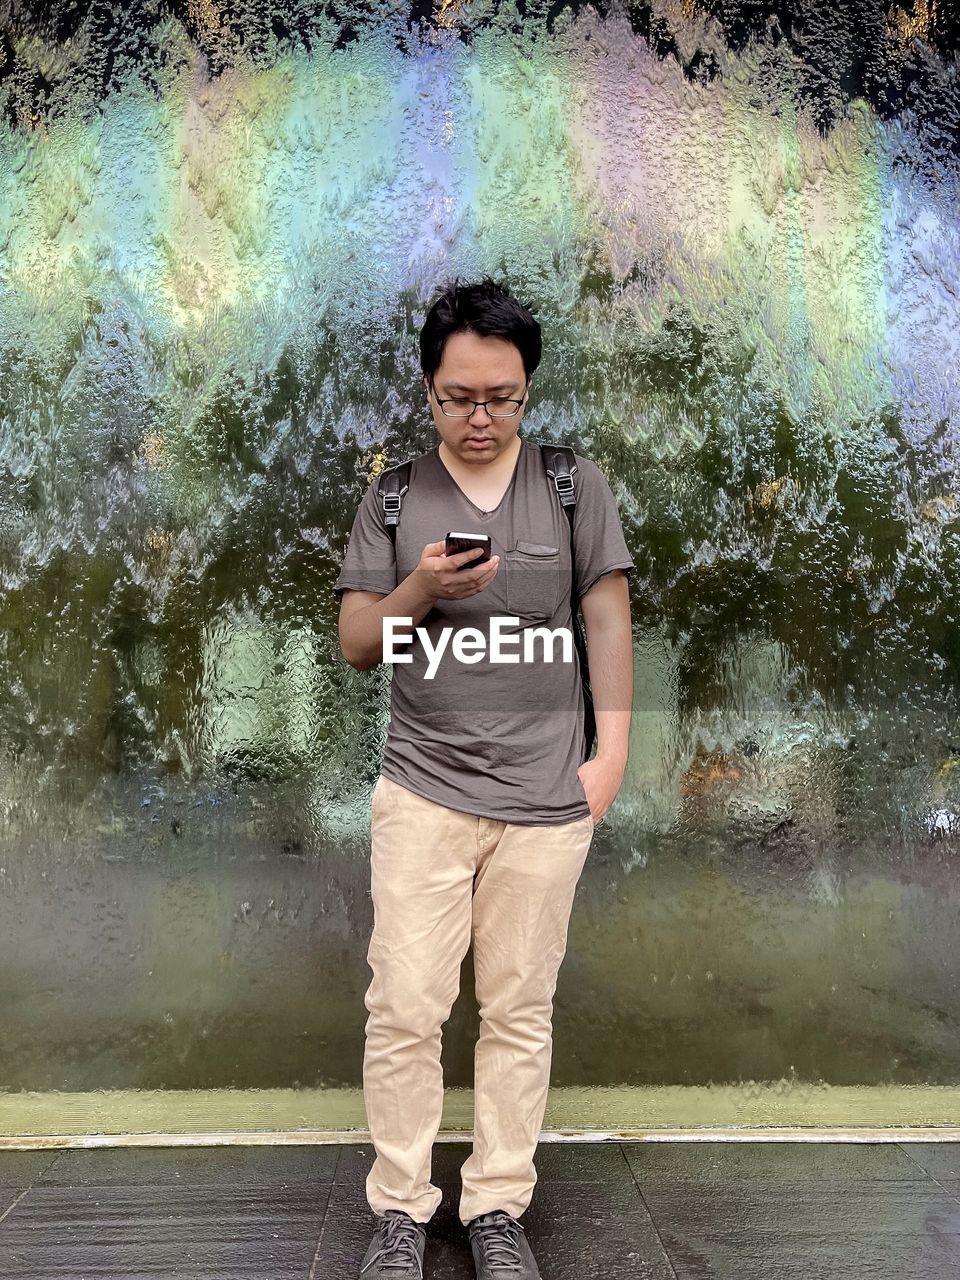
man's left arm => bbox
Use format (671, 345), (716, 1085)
(578, 569), (634, 822)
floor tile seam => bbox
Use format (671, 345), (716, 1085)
(928, 1174), (960, 1207)
(0, 1185), (33, 1228)
(640, 1177), (960, 1187)
(663, 1232), (960, 1269)
(20, 1179), (338, 1194)
(893, 1140), (960, 1195)
(1, 1149), (64, 1207)
(635, 1175), (953, 1188)
(648, 1219), (960, 1239)
(332, 1143), (345, 1184)
(617, 1142), (681, 1280)
(307, 1178), (340, 1280)
(895, 1139), (950, 1179)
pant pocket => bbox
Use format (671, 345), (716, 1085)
(575, 773), (595, 826)
(371, 774), (388, 814)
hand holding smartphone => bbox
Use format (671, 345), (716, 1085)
(415, 535), (498, 603)
(444, 532), (491, 569)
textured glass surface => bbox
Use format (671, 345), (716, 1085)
(0, 2), (959, 1099)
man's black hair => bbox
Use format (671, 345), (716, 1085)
(419, 275), (542, 386)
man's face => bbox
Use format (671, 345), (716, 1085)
(423, 329), (530, 467)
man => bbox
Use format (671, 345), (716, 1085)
(334, 277), (634, 1279)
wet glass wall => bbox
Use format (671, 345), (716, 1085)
(1, 1), (959, 1117)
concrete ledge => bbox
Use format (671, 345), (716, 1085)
(2, 1086), (960, 1148)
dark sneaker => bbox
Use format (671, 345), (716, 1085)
(359, 1209), (428, 1278)
(467, 1210), (541, 1278)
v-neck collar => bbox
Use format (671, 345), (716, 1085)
(434, 439), (525, 519)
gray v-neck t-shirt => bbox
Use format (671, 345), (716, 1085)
(333, 437), (634, 825)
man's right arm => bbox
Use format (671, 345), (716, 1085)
(337, 542), (495, 670)
(337, 577), (436, 671)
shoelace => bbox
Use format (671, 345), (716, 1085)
(470, 1210), (525, 1269)
(360, 1210), (425, 1276)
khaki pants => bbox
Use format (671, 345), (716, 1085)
(363, 774), (595, 1227)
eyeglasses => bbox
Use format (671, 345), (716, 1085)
(432, 384), (528, 418)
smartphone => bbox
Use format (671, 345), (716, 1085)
(445, 532), (491, 570)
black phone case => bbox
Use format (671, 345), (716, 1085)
(445, 534), (491, 570)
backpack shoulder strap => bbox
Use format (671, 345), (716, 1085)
(538, 439), (583, 598)
(376, 459), (413, 545)
(538, 441), (579, 533)
(536, 441), (596, 761)
(377, 444), (581, 548)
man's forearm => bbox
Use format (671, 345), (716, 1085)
(340, 573), (436, 670)
(585, 616), (634, 768)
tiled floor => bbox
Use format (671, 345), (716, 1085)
(1, 1140), (959, 1278)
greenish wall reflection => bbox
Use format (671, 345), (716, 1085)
(0, 2), (959, 1103)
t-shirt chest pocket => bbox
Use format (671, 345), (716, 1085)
(504, 539), (561, 620)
